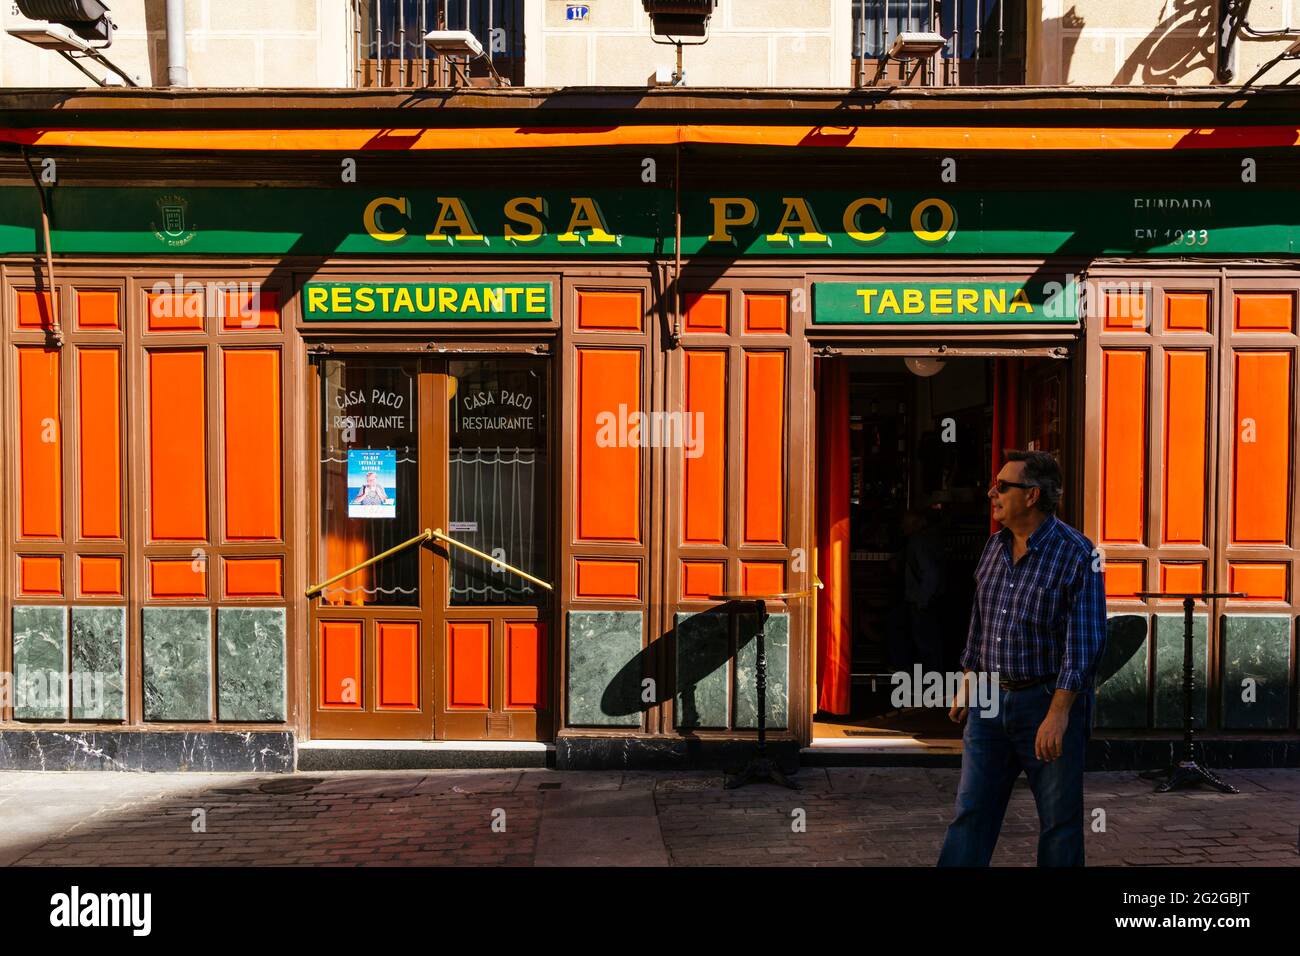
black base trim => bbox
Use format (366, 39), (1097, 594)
(0, 730), (294, 772)
(296, 746), (552, 771)
(556, 735), (801, 772)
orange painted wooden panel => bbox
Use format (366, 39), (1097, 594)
(224, 289), (281, 331)
(575, 559), (640, 600)
(506, 622), (546, 709)
(448, 622), (490, 709)
(683, 292), (727, 333)
(78, 349), (122, 539)
(1228, 563), (1288, 601)
(147, 291), (205, 331)
(743, 351), (785, 544)
(683, 349), (726, 545)
(741, 561), (785, 596)
(1100, 350), (1146, 544)
(76, 290), (120, 330)
(78, 555), (123, 597)
(744, 293), (788, 334)
(577, 348), (641, 541)
(320, 621), (363, 709)
(19, 556), (62, 596)
(1234, 293), (1293, 333)
(682, 561), (726, 601)
(576, 290), (642, 331)
(1162, 350), (1207, 545)
(1104, 291), (1146, 331)
(1164, 292), (1208, 332)
(18, 347), (62, 538)
(149, 559), (207, 598)
(223, 349), (282, 540)
(1160, 562), (1204, 596)
(1103, 561), (1144, 599)
(222, 557), (283, 598)
(149, 350), (207, 540)
(16, 290), (56, 329)
(1232, 351), (1291, 545)
(377, 622), (420, 709)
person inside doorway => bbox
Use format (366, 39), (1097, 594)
(888, 508), (946, 676)
(937, 449), (1107, 867)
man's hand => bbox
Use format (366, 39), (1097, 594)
(1034, 689), (1077, 761)
(948, 669), (972, 724)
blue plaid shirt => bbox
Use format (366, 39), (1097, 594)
(959, 514), (1107, 692)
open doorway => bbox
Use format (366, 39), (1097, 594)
(812, 354), (1069, 747)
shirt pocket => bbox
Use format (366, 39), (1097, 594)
(1028, 583), (1063, 629)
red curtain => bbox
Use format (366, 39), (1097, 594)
(990, 359), (1023, 535)
(815, 359), (852, 715)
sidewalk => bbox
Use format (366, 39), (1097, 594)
(1, 768), (1295, 867)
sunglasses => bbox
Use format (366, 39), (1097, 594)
(991, 479), (1036, 494)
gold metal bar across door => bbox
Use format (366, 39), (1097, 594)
(305, 528), (434, 598)
(430, 527), (554, 592)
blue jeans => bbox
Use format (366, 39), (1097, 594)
(937, 683), (1090, 867)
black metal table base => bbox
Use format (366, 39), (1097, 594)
(725, 598), (800, 791)
(1134, 591), (1244, 797)
(1140, 760), (1239, 794)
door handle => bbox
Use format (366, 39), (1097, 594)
(430, 528), (554, 592)
(305, 528), (433, 599)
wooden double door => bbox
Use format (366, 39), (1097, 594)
(308, 352), (552, 740)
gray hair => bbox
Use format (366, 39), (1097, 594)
(1004, 449), (1062, 515)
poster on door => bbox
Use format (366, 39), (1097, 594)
(347, 449), (397, 518)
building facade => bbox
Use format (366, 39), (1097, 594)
(0, 1), (1298, 771)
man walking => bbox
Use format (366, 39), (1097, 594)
(938, 450), (1107, 867)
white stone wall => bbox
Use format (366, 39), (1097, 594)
(524, 0), (853, 87)
(0, 0), (353, 88)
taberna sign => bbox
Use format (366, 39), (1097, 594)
(812, 280), (1080, 325)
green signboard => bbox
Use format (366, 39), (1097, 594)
(0, 187), (1293, 257)
(813, 281), (1079, 325)
(303, 281), (552, 321)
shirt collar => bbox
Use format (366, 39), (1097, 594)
(999, 513), (1059, 557)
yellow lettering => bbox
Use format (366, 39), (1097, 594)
(930, 288), (952, 314)
(377, 287), (395, 312)
(461, 286), (482, 313)
(355, 287), (375, 313)
(426, 197), (484, 243)
(910, 198), (956, 243)
(525, 286), (547, 314)
(879, 288), (901, 313)
(1009, 288), (1034, 313)
(856, 288), (878, 313)
(483, 287), (503, 314)
(844, 197), (888, 243)
(984, 288), (1007, 314)
(330, 286), (352, 313)
(558, 197), (617, 244)
(504, 287), (524, 312)
(306, 285), (328, 314)
(504, 196), (545, 243)
(708, 197), (757, 243)
(393, 287), (415, 314)
(438, 287), (459, 312)
(416, 287), (435, 313)
(766, 197), (829, 245)
(363, 196), (409, 242)
(902, 289), (924, 314)
(957, 289), (979, 313)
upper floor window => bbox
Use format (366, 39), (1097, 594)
(357, 0), (525, 87)
(852, 0), (1026, 86)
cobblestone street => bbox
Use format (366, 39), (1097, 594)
(1, 767), (1296, 867)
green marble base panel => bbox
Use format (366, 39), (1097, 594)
(217, 607), (287, 722)
(1154, 613), (1208, 731)
(143, 607), (212, 722)
(70, 606), (126, 721)
(12, 606), (68, 720)
(734, 612), (789, 730)
(1095, 613), (1149, 729)
(675, 611), (729, 729)
(567, 610), (643, 728)
(1220, 614), (1292, 730)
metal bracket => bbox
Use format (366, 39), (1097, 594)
(1217, 0), (1249, 83)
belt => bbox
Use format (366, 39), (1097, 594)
(999, 675), (1054, 691)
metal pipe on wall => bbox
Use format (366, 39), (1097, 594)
(165, 0), (188, 86)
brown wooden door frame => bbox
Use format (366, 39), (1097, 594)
(306, 348), (555, 741)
